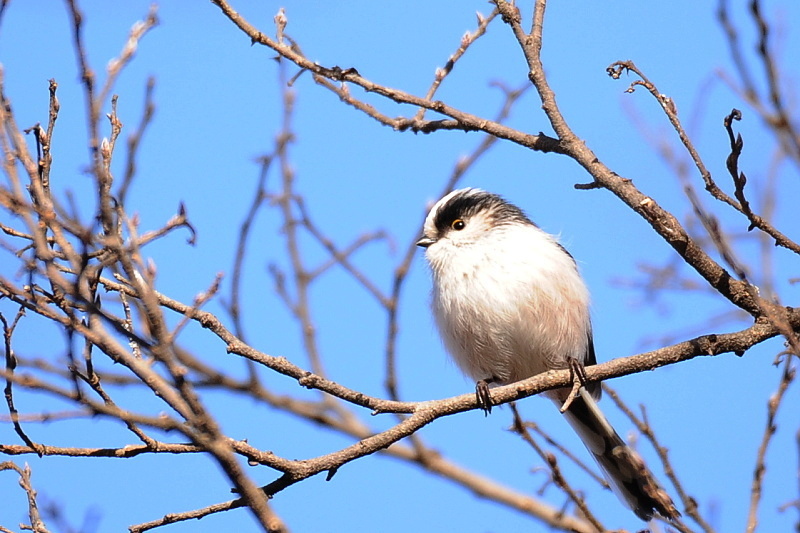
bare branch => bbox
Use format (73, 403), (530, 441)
(493, 1), (760, 317)
(0, 462), (50, 533)
(1, 308), (42, 456)
(722, 109), (800, 254)
(604, 386), (715, 533)
(413, 8), (500, 122)
(746, 354), (797, 532)
(510, 404), (608, 532)
(118, 76), (156, 206)
(208, 0), (565, 153)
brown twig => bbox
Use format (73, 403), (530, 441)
(610, 96), (785, 347)
(295, 196), (389, 306)
(170, 272), (223, 341)
(118, 76), (156, 206)
(606, 61), (753, 226)
(603, 386), (710, 533)
(226, 154), (273, 342)
(1, 308), (43, 456)
(413, 8), (500, 122)
(746, 354), (796, 533)
(509, 404), (607, 532)
(522, 420), (609, 488)
(1, 24), (283, 526)
(721, 109), (800, 254)
(97, 5), (158, 112)
(267, 60), (333, 392)
(717, 0), (800, 168)
(717, 0), (758, 101)
(208, 1), (565, 154)
(749, 0), (800, 162)
(0, 462), (50, 533)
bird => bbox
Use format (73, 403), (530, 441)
(416, 187), (680, 521)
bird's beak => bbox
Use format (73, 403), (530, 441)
(416, 236), (436, 248)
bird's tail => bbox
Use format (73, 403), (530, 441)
(561, 387), (680, 521)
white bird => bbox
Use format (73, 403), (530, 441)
(417, 188), (679, 521)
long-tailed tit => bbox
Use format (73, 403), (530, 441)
(417, 188), (679, 521)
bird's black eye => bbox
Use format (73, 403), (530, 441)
(451, 219), (465, 231)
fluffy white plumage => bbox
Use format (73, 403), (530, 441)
(417, 188), (679, 522)
(420, 188), (593, 392)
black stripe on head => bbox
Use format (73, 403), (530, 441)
(556, 242), (578, 267)
(434, 189), (533, 235)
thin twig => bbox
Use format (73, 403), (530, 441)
(746, 354), (796, 532)
(208, 0), (565, 153)
(510, 403), (607, 532)
(721, 109), (800, 254)
(0, 462), (50, 533)
(603, 385), (711, 533)
(1, 308), (42, 456)
(413, 8), (499, 122)
(227, 154), (273, 342)
(97, 5), (158, 111)
(118, 76), (156, 206)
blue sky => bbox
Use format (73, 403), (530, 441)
(1, 1), (799, 532)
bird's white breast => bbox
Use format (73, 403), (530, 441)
(426, 223), (591, 385)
